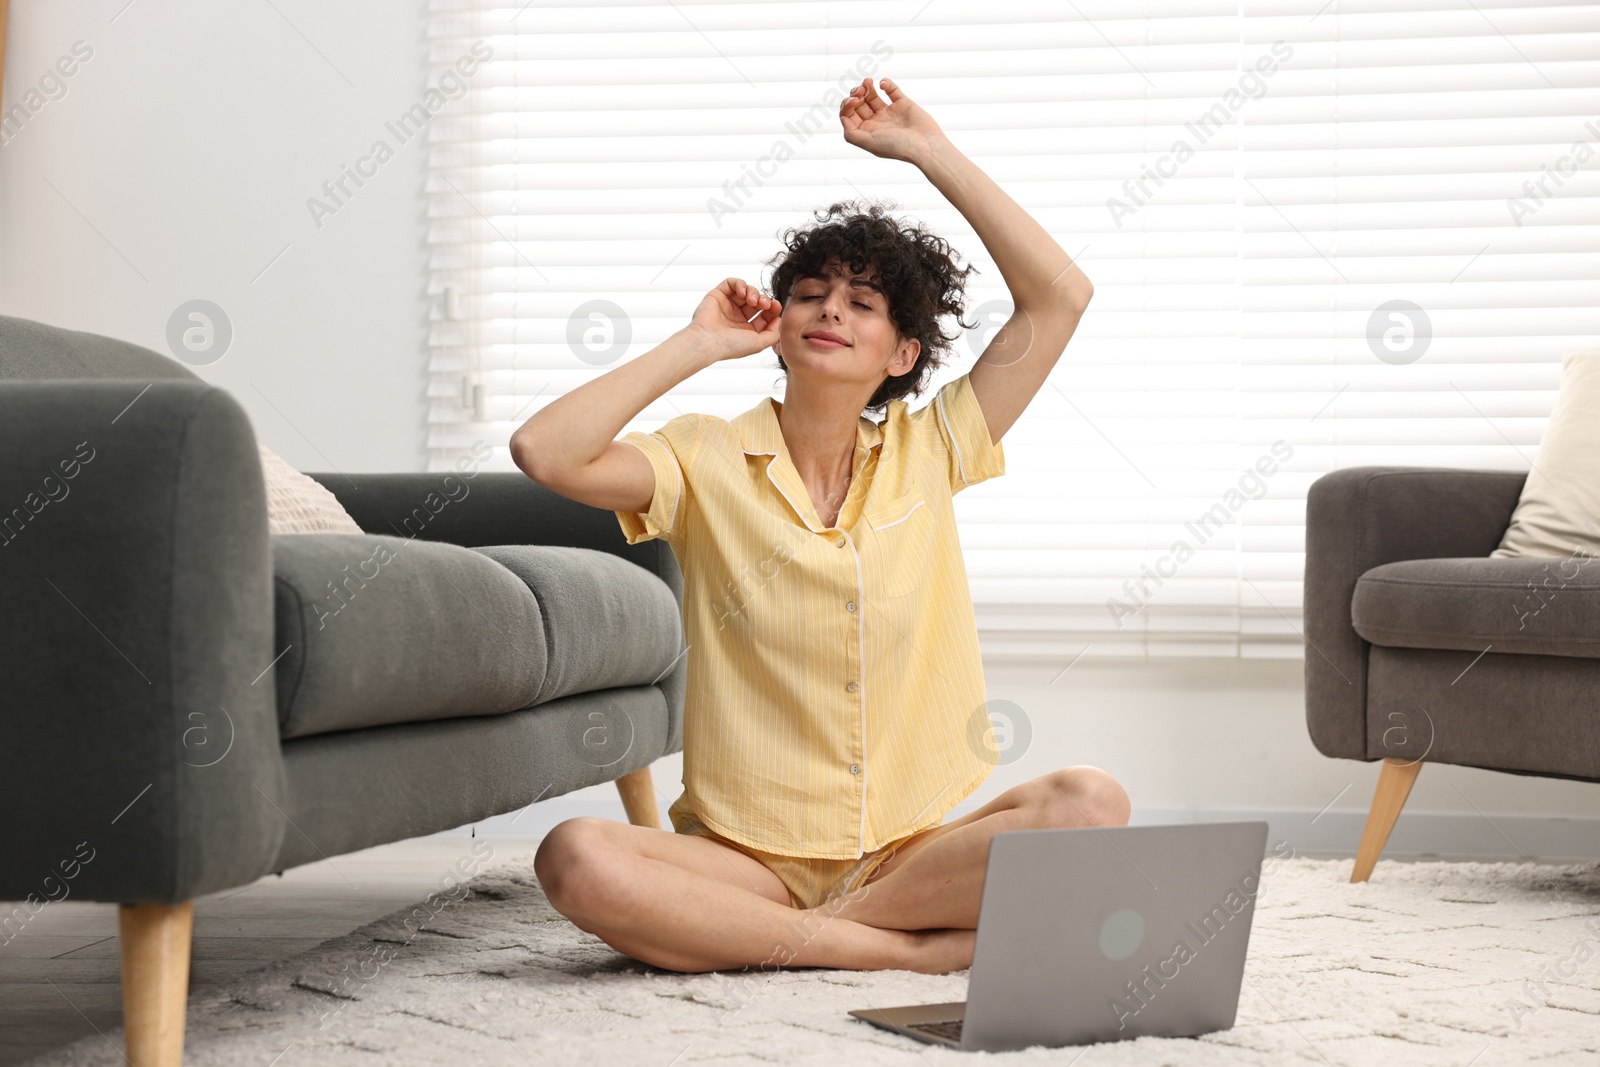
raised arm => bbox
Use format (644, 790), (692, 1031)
(839, 77), (1093, 444)
(510, 279), (782, 512)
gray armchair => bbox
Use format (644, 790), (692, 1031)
(1303, 466), (1600, 882)
(0, 314), (686, 1065)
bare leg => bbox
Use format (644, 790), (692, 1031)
(533, 817), (972, 974)
(833, 766), (1131, 931)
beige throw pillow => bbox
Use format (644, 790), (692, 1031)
(258, 443), (363, 535)
(1492, 349), (1600, 559)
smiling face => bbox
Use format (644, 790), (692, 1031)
(773, 259), (920, 394)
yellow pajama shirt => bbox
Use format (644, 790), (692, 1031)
(614, 371), (1005, 909)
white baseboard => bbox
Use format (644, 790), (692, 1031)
(1129, 806), (1600, 864)
(436, 797), (1600, 864)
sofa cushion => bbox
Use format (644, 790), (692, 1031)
(273, 536), (685, 740)
(1493, 349), (1600, 559)
(472, 544), (684, 706)
(1352, 556), (1600, 659)
(273, 534), (550, 739)
(258, 443), (362, 535)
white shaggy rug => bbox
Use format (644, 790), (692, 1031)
(28, 853), (1600, 1066)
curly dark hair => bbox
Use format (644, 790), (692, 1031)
(764, 199), (977, 413)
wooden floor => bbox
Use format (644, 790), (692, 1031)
(0, 835), (546, 1066)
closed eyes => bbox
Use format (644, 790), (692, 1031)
(799, 294), (874, 310)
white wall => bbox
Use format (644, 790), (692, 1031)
(0, 0), (430, 472)
(5, 4), (1594, 859)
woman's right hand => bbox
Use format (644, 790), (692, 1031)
(686, 278), (783, 363)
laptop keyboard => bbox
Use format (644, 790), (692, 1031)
(906, 1018), (963, 1042)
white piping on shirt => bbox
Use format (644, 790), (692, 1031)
(848, 528), (868, 853)
(934, 390), (969, 488)
(871, 497), (925, 530)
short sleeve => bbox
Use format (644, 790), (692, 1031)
(614, 413), (704, 546)
(929, 372), (1005, 494)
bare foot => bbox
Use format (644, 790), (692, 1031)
(899, 928), (976, 974)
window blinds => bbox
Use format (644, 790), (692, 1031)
(424, 0), (1600, 659)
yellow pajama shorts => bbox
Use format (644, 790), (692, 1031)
(670, 806), (922, 911)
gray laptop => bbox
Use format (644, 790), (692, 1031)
(849, 821), (1269, 1052)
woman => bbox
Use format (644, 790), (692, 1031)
(511, 77), (1126, 976)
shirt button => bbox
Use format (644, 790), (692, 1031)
(846, 681), (859, 692)
(849, 764), (860, 775)
(846, 600), (857, 612)
(836, 536), (846, 547)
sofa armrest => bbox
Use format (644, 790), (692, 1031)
(308, 470), (687, 751)
(1303, 466), (1527, 760)
(0, 381), (286, 907)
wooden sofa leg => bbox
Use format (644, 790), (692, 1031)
(615, 765), (660, 829)
(1350, 758), (1423, 884)
(119, 901), (193, 1067)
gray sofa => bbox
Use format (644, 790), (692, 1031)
(1303, 466), (1600, 881)
(0, 314), (686, 1064)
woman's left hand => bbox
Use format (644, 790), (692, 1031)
(838, 77), (945, 164)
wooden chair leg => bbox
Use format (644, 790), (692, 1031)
(615, 765), (660, 829)
(118, 901), (193, 1067)
(1350, 758), (1423, 883)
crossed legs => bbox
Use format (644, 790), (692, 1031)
(533, 765), (1130, 974)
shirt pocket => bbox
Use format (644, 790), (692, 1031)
(863, 485), (934, 599)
